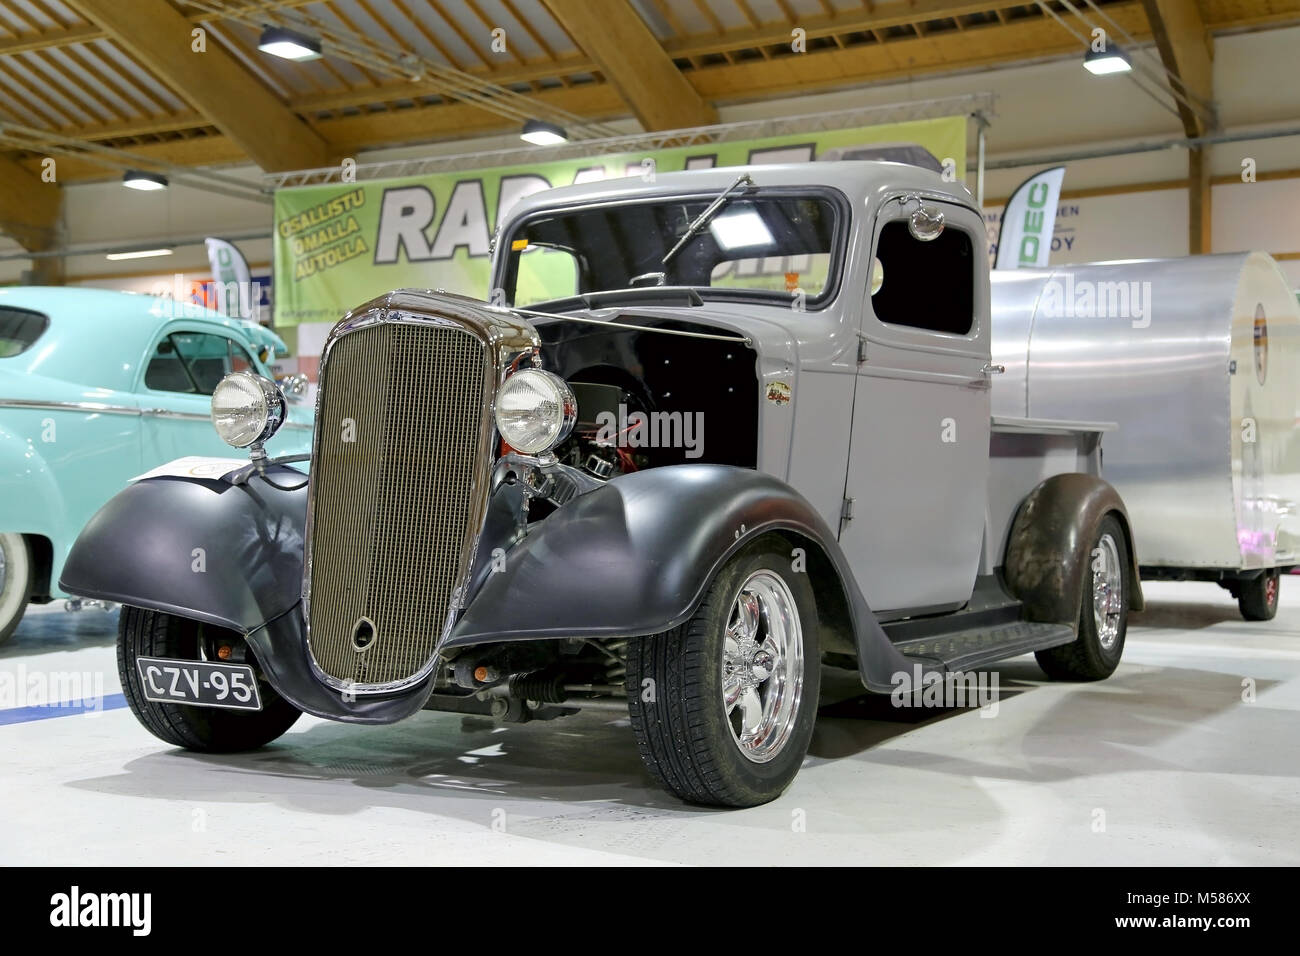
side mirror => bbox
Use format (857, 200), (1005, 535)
(908, 205), (945, 241)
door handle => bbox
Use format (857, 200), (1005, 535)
(980, 363), (1006, 376)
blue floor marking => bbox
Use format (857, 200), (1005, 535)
(0, 693), (129, 725)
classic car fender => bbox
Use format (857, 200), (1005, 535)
(0, 424), (65, 542)
(58, 467), (308, 632)
(447, 464), (915, 693)
(1003, 472), (1145, 625)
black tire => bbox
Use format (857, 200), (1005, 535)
(0, 532), (33, 646)
(625, 537), (820, 807)
(1035, 513), (1129, 681)
(118, 605), (301, 752)
(1237, 568), (1280, 621)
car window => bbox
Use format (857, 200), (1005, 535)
(0, 306), (50, 358)
(144, 332), (258, 395)
(513, 245), (578, 308)
(870, 218), (974, 336)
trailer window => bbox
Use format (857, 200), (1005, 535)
(871, 219), (974, 336)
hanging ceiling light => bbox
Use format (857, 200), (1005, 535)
(258, 25), (323, 61)
(122, 170), (168, 191)
(1083, 45), (1132, 75)
(105, 248), (174, 261)
(520, 119), (568, 146)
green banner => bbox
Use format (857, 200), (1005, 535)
(273, 115), (968, 327)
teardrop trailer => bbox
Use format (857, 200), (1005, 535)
(61, 162), (1143, 807)
(991, 252), (1300, 621)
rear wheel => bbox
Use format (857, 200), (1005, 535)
(1237, 568), (1279, 621)
(0, 533), (33, 646)
(118, 605), (301, 752)
(625, 538), (820, 807)
(1036, 514), (1129, 681)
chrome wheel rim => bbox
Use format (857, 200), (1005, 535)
(1093, 533), (1124, 650)
(722, 570), (804, 764)
(0, 538), (7, 594)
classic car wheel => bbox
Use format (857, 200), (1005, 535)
(1035, 514), (1129, 681)
(0, 533), (33, 646)
(625, 537), (820, 807)
(118, 605), (301, 752)
(1237, 568), (1280, 621)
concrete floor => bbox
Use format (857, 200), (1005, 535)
(1, 580), (1297, 866)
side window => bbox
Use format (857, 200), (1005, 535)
(144, 332), (257, 395)
(514, 245), (579, 307)
(870, 218), (974, 336)
(0, 307), (49, 358)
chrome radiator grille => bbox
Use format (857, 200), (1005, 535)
(306, 320), (489, 688)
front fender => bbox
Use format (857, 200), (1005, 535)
(58, 467), (307, 632)
(447, 464), (913, 692)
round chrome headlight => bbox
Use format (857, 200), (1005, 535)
(494, 369), (576, 454)
(211, 372), (286, 448)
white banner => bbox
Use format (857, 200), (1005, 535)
(994, 166), (1066, 270)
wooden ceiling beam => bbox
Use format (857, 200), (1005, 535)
(1141, 0), (1214, 137)
(542, 0), (716, 130)
(0, 0), (322, 55)
(662, 0), (1027, 58)
(62, 0), (332, 171)
(1140, 0), (1215, 254)
(0, 154), (62, 252)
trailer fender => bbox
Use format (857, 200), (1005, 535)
(1004, 472), (1144, 626)
(58, 468), (308, 633)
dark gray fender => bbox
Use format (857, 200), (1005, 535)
(1003, 472), (1145, 625)
(447, 464), (913, 693)
(59, 468), (309, 633)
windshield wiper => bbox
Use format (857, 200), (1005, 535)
(660, 172), (754, 268)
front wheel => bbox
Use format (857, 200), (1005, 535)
(1237, 568), (1279, 621)
(118, 605), (301, 752)
(1035, 514), (1129, 681)
(625, 537), (820, 807)
(0, 532), (33, 646)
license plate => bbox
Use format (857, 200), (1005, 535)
(135, 657), (263, 711)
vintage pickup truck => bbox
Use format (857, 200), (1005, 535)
(61, 162), (1142, 807)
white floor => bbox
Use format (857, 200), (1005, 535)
(2, 580), (1297, 866)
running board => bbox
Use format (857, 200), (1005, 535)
(894, 620), (1076, 673)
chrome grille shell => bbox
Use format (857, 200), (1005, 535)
(303, 290), (538, 694)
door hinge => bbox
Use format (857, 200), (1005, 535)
(841, 496), (855, 521)
(856, 332), (868, 365)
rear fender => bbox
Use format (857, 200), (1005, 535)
(1003, 472), (1144, 625)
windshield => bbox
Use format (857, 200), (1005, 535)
(500, 191), (843, 309)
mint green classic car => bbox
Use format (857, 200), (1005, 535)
(0, 287), (313, 643)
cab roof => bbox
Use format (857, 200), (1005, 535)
(501, 160), (974, 229)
